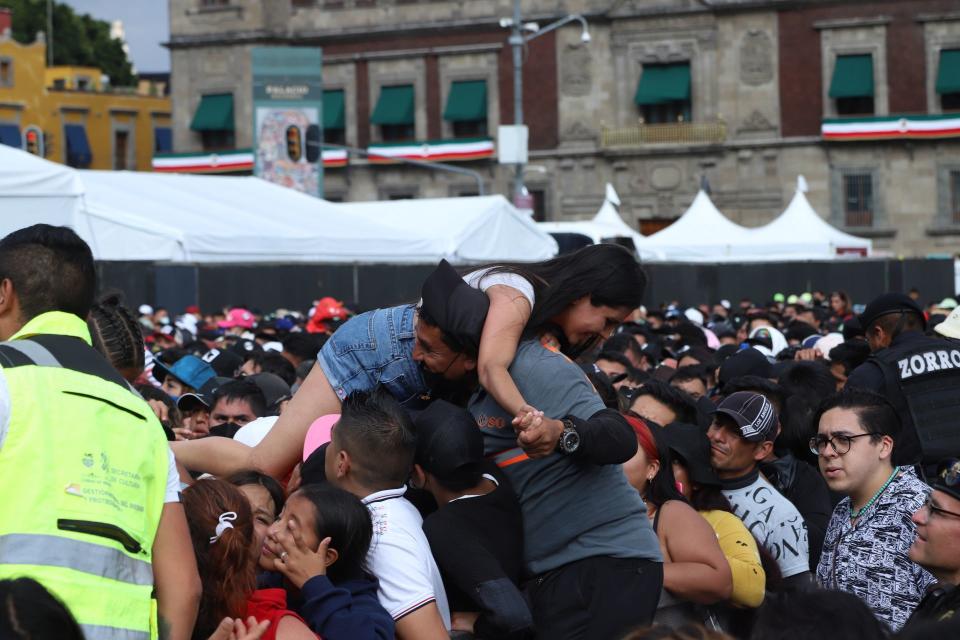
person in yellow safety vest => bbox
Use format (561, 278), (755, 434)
(0, 225), (201, 640)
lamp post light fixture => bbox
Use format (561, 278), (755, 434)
(500, 2), (590, 205)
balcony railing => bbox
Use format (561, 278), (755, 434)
(601, 120), (727, 148)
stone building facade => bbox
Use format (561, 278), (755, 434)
(167, 0), (960, 257)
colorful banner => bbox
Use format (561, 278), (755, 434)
(822, 114), (960, 141)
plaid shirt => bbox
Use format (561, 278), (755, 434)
(816, 467), (936, 631)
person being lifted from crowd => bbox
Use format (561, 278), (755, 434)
(707, 391), (812, 585)
(813, 388), (933, 631)
(172, 245), (646, 482)
(0, 224), (201, 640)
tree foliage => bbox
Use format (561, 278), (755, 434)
(0, 0), (136, 86)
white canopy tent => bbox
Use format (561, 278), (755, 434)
(338, 195), (557, 263)
(645, 190), (754, 262)
(538, 184), (665, 261)
(739, 178), (872, 259)
(0, 145), (557, 264)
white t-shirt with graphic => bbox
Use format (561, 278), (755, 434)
(722, 469), (810, 578)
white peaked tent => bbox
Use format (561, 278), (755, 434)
(0, 143), (85, 229)
(538, 184), (665, 260)
(740, 177), (872, 259)
(337, 195), (557, 263)
(646, 190), (753, 262)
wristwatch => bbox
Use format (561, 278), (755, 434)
(556, 419), (581, 455)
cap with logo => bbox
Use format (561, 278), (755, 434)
(200, 348), (244, 378)
(858, 293), (926, 331)
(153, 355), (217, 391)
(413, 399), (484, 478)
(218, 308), (256, 330)
(713, 391), (777, 443)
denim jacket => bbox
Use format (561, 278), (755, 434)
(317, 304), (426, 405)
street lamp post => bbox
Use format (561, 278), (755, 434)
(503, 2), (591, 204)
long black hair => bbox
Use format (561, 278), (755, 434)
(472, 244), (647, 351)
(294, 484), (374, 584)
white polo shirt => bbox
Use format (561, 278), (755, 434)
(362, 486), (451, 630)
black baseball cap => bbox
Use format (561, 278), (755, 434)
(419, 259), (490, 354)
(661, 423), (721, 486)
(202, 348), (244, 378)
(176, 376), (234, 413)
(413, 400), (483, 478)
(717, 347), (772, 387)
(858, 293), (926, 331)
(713, 391), (777, 443)
(247, 372), (292, 414)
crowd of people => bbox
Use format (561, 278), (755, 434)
(2, 223), (960, 640)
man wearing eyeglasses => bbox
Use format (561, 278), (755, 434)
(904, 459), (960, 628)
(845, 292), (960, 472)
(813, 388), (934, 632)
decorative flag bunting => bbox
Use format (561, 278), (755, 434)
(152, 138), (494, 173)
(822, 114), (960, 141)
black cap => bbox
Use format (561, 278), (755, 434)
(201, 348), (244, 378)
(661, 423), (720, 486)
(228, 338), (262, 358)
(841, 315), (864, 341)
(718, 348), (772, 387)
(247, 372), (292, 414)
(419, 259), (490, 354)
(176, 376), (234, 413)
(413, 400), (483, 478)
(713, 391), (777, 443)
(300, 443), (329, 487)
(858, 293), (926, 331)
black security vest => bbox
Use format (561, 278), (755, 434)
(870, 334), (960, 467)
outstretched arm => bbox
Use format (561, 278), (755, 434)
(172, 363), (341, 479)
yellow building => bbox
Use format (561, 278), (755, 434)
(0, 32), (171, 171)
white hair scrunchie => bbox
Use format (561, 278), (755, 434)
(209, 511), (237, 544)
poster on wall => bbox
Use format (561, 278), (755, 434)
(252, 47), (323, 197)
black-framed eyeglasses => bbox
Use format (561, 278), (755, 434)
(921, 497), (960, 520)
(808, 432), (876, 456)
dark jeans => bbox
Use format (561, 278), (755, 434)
(526, 556), (663, 640)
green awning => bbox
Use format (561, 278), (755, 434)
(634, 63), (690, 105)
(190, 93), (234, 131)
(829, 55), (874, 99)
(371, 85), (414, 125)
(444, 80), (487, 121)
(936, 49), (960, 94)
(324, 90), (345, 130)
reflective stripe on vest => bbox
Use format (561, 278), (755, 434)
(80, 624), (151, 640)
(492, 447), (530, 468)
(0, 339), (60, 367)
(0, 534), (153, 585)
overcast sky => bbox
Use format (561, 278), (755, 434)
(60, 0), (169, 72)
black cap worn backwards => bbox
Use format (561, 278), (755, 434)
(858, 293), (926, 331)
(420, 259), (490, 354)
(413, 399), (484, 478)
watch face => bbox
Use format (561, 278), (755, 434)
(562, 430), (581, 453)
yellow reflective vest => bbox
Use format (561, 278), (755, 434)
(0, 312), (169, 640)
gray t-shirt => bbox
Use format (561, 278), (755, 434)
(469, 340), (662, 576)
(722, 470), (809, 579)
